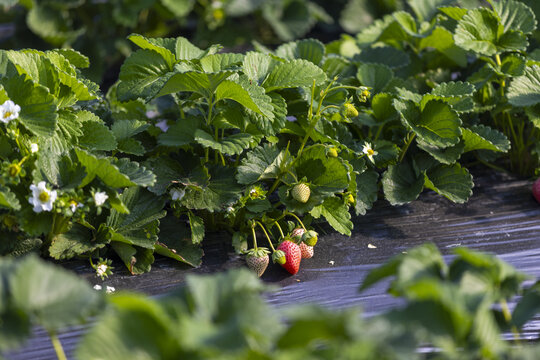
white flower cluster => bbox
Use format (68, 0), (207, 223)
(0, 100), (20, 124)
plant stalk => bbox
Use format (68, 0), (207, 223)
(49, 332), (67, 360)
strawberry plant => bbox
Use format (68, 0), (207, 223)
(3, 249), (540, 359)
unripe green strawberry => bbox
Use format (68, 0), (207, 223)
(299, 242), (314, 259)
(343, 103), (358, 118)
(302, 230), (318, 247)
(272, 250), (286, 265)
(246, 248), (270, 277)
(292, 183), (310, 203)
(290, 227), (305, 242)
(327, 147), (338, 157)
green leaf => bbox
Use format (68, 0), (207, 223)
(156, 71), (233, 99)
(371, 93), (398, 122)
(158, 116), (201, 147)
(424, 163), (473, 203)
(499, 54), (526, 77)
(194, 130), (253, 156)
(181, 166), (242, 212)
(356, 63), (393, 94)
(512, 282), (540, 328)
(34, 153), (86, 189)
(461, 125), (511, 153)
(310, 197), (353, 236)
(491, 0), (536, 34)
(1, 75), (57, 137)
(117, 49), (174, 102)
(242, 52), (278, 85)
(382, 161), (425, 206)
(417, 140), (465, 164)
(372, 140), (400, 168)
(355, 46), (410, 69)
(187, 211), (205, 245)
(394, 99), (462, 148)
(419, 27), (468, 67)
(508, 66), (540, 107)
(154, 216), (202, 267)
(79, 121), (117, 151)
(112, 242), (154, 275)
(354, 170), (379, 216)
(431, 81), (475, 97)
(439, 6), (467, 21)
(215, 79), (274, 118)
(127, 34), (176, 68)
(10, 255), (103, 331)
(49, 223), (110, 260)
(454, 8), (528, 56)
(113, 158), (156, 187)
(0, 186), (20, 210)
(275, 39), (325, 65)
(236, 144), (289, 185)
(295, 145), (350, 195)
(200, 53), (244, 73)
(175, 36), (206, 61)
(75, 149), (135, 188)
(52, 49), (89, 69)
(161, 0), (194, 17)
(144, 157), (184, 196)
(111, 119), (149, 139)
(262, 59), (326, 92)
(408, 0), (454, 22)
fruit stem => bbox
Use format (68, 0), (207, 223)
(256, 221), (276, 251)
(251, 224), (258, 250)
(49, 332), (67, 360)
(274, 221), (285, 239)
(285, 211), (306, 230)
(500, 299), (521, 343)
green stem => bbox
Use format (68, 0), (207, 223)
(251, 224), (258, 250)
(285, 211), (306, 230)
(256, 221), (275, 251)
(49, 332), (67, 360)
(500, 299), (521, 343)
(274, 221), (285, 239)
(476, 156), (509, 173)
(373, 124), (384, 142)
(398, 133), (416, 163)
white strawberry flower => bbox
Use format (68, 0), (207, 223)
(170, 188), (185, 201)
(362, 142), (377, 163)
(94, 191), (108, 206)
(30, 143), (39, 153)
(106, 286), (115, 293)
(0, 100), (21, 124)
(69, 200), (83, 213)
(29, 181), (57, 213)
(93, 284), (102, 291)
(155, 119), (169, 132)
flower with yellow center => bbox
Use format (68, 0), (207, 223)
(29, 181), (57, 213)
(0, 100), (21, 124)
(362, 142), (377, 163)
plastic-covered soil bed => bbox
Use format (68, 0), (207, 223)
(7, 169), (540, 359)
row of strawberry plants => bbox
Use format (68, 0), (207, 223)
(2, 245), (540, 359)
(0, 0), (539, 277)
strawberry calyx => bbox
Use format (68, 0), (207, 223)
(302, 230), (318, 247)
(272, 250), (286, 264)
(246, 247), (270, 258)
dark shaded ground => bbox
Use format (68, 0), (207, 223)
(7, 169), (540, 359)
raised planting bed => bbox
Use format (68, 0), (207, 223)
(6, 168), (540, 360)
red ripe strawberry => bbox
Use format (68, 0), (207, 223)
(299, 242), (314, 259)
(292, 183), (310, 203)
(533, 178), (540, 204)
(245, 248), (270, 277)
(277, 240), (301, 275)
